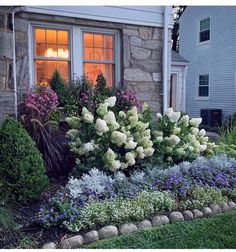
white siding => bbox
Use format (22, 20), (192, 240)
(179, 6), (236, 119)
(24, 6), (173, 28)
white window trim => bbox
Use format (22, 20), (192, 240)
(196, 16), (211, 46)
(29, 22), (121, 87)
(196, 74), (210, 100)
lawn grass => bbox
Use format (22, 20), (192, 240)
(84, 211), (236, 249)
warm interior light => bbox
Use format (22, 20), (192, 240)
(45, 48), (68, 58)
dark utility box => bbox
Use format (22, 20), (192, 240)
(200, 109), (222, 127)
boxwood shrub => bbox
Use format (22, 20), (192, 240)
(0, 118), (48, 204)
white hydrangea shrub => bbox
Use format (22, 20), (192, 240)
(153, 107), (216, 165)
(66, 97), (154, 173)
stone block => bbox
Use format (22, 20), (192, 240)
(228, 201), (236, 210)
(142, 40), (163, 50)
(153, 28), (163, 40)
(84, 230), (99, 244)
(138, 220), (152, 230)
(202, 207), (212, 216)
(42, 242), (56, 249)
(119, 223), (138, 235)
(169, 211), (184, 222)
(65, 235), (84, 249)
(130, 36), (142, 46)
(131, 46), (151, 60)
(209, 204), (222, 214)
(135, 59), (161, 72)
(183, 210), (193, 220)
(123, 36), (131, 68)
(193, 209), (204, 219)
(0, 31), (13, 59)
(221, 202), (229, 212)
(139, 27), (153, 40)
(123, 28), (139, 36)
(98, 225), (118, 240)
(124, 68), (152, 82)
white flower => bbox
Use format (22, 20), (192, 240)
(199, 144), (207, 152)
(83, 141), (95, 152)
(144, 147), (154, 157)
(188, 146), (194, 152)
(136, 146), (144, 155)
(96, 103), (109, 117)
(125, 140), (138, 149)
(104, 148), (117, 164)
(203, 136), (209, 142)
(176, 147), (185, 155)
(125, 152), (135, 166)
(82, 107), (94, 123)
(199, 129), (206, 137)
(118, 111), (126, 119)
(165, 107), (174, 114)
(191, 127), (199, 135)
(120, 162), (129, 170)
(156, 112), (163, 119)
(179, 115), (189, 126)
(66, 129), (79, 139)
(155, 136), (163, 143)
(104, 111), (119, 130)
(110, 160), (121, 172)
(111, 131), (127, 147)
(167, 111), (181, 122)
(104, 96), (116, 107)
(190, 117), (202, 127)
(95, 118), (109, 136)
(173, 127), (181, 134)
(169, 135), (180, 145)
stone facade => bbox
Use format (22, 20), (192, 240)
(0, 9), (164, 122)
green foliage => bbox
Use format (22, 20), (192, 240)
(84, 211), (236, 249)
(179, 186), (227, 210)
(216, 143), (236, 158)
(64, 190), (175, 232)
(218, 124), (236, 146)
(0, 118), (48, 204)
(49, 69), (67, 106)
(0, 206), (15, 233)
(222, 188), (236, 201)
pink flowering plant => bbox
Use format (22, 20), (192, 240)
(19, 87), (65, 175)
(25, 87), (59, 122)
(115, 89), (142, 112)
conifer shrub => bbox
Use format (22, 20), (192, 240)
(0, 118), (48, 204)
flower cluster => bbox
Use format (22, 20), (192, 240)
(36, 154), (236, 229)
(25, 87), (59, 121)
(153, 108), (216, 166)
(115, 90), (142, 112)
(66, 97), (154, 172)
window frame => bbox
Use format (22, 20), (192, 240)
(196, 74), (210, 99)
(196, 16), (211, 46)
(29, 22), (121, 87)
(30, 23), (72, 86)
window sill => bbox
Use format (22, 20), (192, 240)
(196, 40), (211, 47)
(195, 97), (210, 101)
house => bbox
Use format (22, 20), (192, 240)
(0, 5), (177, 122)
(179, 6), (236, 125)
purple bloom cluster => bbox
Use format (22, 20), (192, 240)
(116, 90), (142, 112)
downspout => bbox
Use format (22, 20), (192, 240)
(11, 6), (25, 120)
(162, 6), (169, 113)
(12, 10), (17, 119)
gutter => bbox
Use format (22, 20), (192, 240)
(162, 6), (169, 113)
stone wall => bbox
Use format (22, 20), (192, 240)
(0, 7), (15, 123)
(122, 25), (163, 114)
(0, 10), (164, 122)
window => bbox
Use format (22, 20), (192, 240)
(199, 18), (210, 43)
(83, 32), (114, 87)
(34, 28), (70, 85)
(198, 75), (209, 97)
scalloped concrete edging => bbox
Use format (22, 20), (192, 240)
(42, 199), (236, 249)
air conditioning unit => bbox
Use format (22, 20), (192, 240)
(200, 109), (222, 127)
